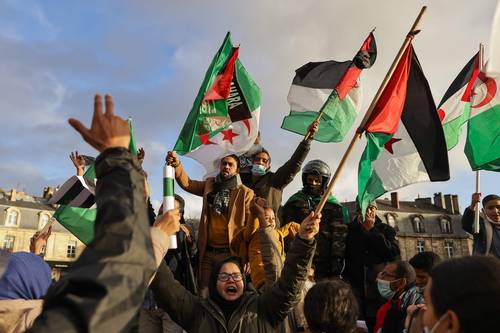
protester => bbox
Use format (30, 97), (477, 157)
(150, 210), (321, 332)
(408, 251), (441, 292)
(0, 250), (52, 333)
(281, 159), (350, 279)
(461, 193), (500, 258)
(304, 279), (359, 333)
(344, 200), (400, 333)
(23, 94), (180, 332)
(373, 261), (423, 333)
(406, 256), (500, 333)
(240, 121), (319, 227)
(166, 151), (254, 294)
(234, 199), (300, 289)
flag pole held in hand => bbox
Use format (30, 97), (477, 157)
(314, 6), (427, 216)
(163, 163), (178, 249)
(473, 43), (485, 234)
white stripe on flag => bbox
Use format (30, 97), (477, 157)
(372, 121), (430, 191)
(287, 84), (333, 112)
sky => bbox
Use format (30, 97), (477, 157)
(0, 0), (498, 218)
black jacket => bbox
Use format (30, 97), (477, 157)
(29, 148), (156, 332)
(344, 216), (400, 317)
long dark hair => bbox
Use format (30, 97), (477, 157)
(430, 256), (500, 333)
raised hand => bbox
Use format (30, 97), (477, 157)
(154, 208), (181, 236)
(298, 211), (321, 240)
(68, 94), (130, 152)
(70, 151), (86, 176)
(30, 226), (52, 256)
(470, 192), (482, 210)
(251, 197), (268, 226)
(137, 147), (145, 164)
(166, 151), (180, 167)
(306, 120), (320, 139)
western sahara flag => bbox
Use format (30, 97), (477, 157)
(52, 119), (138, 245)
(282, 32), (376, 142)
(437, 52), (480, 150)
(358, 45), (450, 214)
(173, 32), (261, 176)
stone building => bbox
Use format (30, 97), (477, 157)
(0, 187), (85, 278)
(343, 192), (473, 261)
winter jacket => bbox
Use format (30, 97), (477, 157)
(462, 207), (500, 258)
(241, 139), (311, 226)
(173, 163), (254, 267)
(28, 148), (157, 332)
(281, 190), (350, 279)
(0, 300), (42, 333)
(374, 286), (423, 333)
(344, 216), (400, 319)
(151, 237), (316, 333)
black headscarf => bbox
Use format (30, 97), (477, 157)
(208, 256), (246, 322)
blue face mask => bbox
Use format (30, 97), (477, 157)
(377, 278), (397, 300)
(251, 164), (267, 176)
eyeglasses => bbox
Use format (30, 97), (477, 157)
(217, 272), (243, 282)
(378, 271), (397, 279)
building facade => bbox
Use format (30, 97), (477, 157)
(343, 192), (473, 261)
(0, 187), (85, 276)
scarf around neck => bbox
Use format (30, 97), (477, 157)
(208, 174), (241, 215)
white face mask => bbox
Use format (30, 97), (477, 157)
(251, 164), (267, 176)
(422, 313), (448, 333)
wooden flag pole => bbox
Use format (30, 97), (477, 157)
(313, 6), (427, 215)
(474, 43), (485, 233)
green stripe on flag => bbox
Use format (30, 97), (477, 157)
(53, 206), (96, 245)
(281, 91), (357, 142)
(163, 178), (174, 196)
(465, 104), (500, 171)
(358, 132), (391, 215)
(442, 103), (471, 150)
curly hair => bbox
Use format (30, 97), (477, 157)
(304, 279), (359, 333)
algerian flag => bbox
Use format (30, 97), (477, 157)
(53, 119), (138, 245)
(281, 32), (376, 142)
(173, 32), (261, 176)
(437, 53), (480, 150)
(358, 45), (449, 215)
(464, 71), (500, 171)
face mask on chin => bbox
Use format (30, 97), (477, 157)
(251, 164), (267, 176)
(422, 313), (448, 333)
(304, 184), (322, 196)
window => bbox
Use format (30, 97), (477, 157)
(5, 209), (20, 227)
(412, 216), (425, 233)
(444, 240), (454, 258)
(416, 240), (425, 253)
(3, 235), (15, 252)
(440, 218), (452, 234)
(386, 214), (397, 229)
(39, 213), (51, 230)
(67, 240), (77, 258)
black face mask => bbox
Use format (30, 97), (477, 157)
(304, 184), (322, 196)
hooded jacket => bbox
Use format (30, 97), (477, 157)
(152, 237), (316, 333)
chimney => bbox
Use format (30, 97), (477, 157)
(452, 195), (460, 214)
(434, 192), (445, 209)
(391, 192), (400, 209)
(444, 194), (455, 214)
(10, 188), (17, 202)
(43, 187), (54, 200)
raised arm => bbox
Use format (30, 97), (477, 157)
(166, 151), (206, 196)
(258, 212), (320, 326)
(29, 94), (159, 332)
(273, 121), (318, 189)
(462, 193), (482, 234)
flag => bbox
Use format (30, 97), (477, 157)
(281, 32), (377, 142)
(173, 32), (261, 176)
(357, 45), (449, 215)
(464, 71), (500, 171)
(437, 53), (479, 150)
(487, 2), (500, 76)
(53, 119), (138, 245)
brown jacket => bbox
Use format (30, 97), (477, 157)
(174, 163), (254, 263)
(0, 300), (43, 333)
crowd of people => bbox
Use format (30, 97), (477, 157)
(0, 94), (499, 333)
